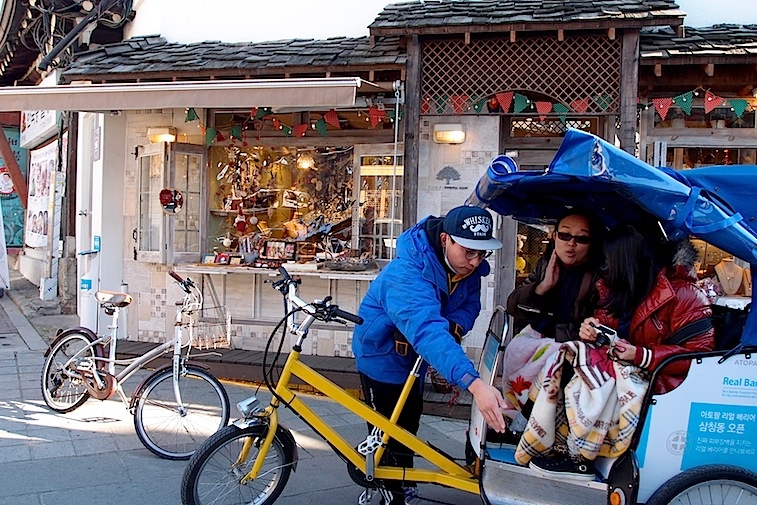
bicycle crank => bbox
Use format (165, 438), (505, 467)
(82, 370), (116, 400)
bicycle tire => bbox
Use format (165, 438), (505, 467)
(41, 332), (95, 413)
(181, 424), (293, 505)
(645, 464), (757, 505)
(133, 366), (230, 460)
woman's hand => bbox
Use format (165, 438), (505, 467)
(609, 339), (637, 362)
(579, 317), (601, 342)
(535, 250), (559, 295)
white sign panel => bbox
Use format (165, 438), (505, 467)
(20, 110), (58, 149)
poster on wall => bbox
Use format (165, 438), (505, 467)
(0, 127), (28, 247)
(24, 138), (59, 248)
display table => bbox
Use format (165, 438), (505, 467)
(714, 295), (751, 310)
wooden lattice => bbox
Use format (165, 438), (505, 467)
(422, 35), (622, 115)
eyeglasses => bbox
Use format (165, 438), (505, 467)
(556, 231), (591, 245)
(451, 238), (493, 260)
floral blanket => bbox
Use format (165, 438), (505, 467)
(514, 340), (649, 465)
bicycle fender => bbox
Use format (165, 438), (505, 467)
(232, 419), (299, 472)
(127, 362), (212, 411)
(44, 327), (101, 357)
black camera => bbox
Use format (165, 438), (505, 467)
(590, 322), (618, 347)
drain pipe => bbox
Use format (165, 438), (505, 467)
(37, 0), (122, 71)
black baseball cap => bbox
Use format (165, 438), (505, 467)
(443, 206), (503, 251)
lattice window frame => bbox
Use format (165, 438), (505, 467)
(421, 35), (622, 116)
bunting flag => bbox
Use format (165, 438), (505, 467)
(205, 127), (217, 147)
(215, 130), (226, 142)
(386, 109), (403, 122)
(230, 125), (243, 141)
(513, 93), (530, 113)
(369, 106), (385, 128)
(472, 96), (487, 114)
(324, 109), (340, 128)
(450, 95), (469, 114)
(673, 91), (694, 115)
(535, 101), (552, 121)
(729, 98), (749, 118)
(255, 107), (270, 119)
(421, 97), (431, 114)
(704, 90), (726, 114)
(281, 124), (293, 136)
(570, 98), (590, 113)
(271, 117), (281, 130)
(184, 107), (198, 122)
(594, 94), (612, 112)
(293, 124), (308, 137)
(495, 91), (514, 113)
(314, 118), (329, 137)
(434, 94), (449, 114)
(652, 97), (674, 121)
(553, 103), (569, 123)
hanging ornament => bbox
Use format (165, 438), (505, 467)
(293, 124), (308, 137)
(324, 109), (341, 128)
(513, 93), (530, 114)
(314, 118), (329, 137)
(553, 103), (569, 123)
(570, 98), (590, 113)
(535, 101), (552, 121)
(495, 91), (514, 113)
(652, 97), (674, 121)
(450, 95), (469, 114)
(184, 107), (198, 122)
(704, 90), (726, 114)
(369, 106), (385, 128)
(673, 91), (694, 115)
(729, 98), (749, 118)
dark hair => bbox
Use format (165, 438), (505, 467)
(555, 208), (605, 266)
(601, 224), (657, 318)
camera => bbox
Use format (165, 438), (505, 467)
(590, 322), (617, 347)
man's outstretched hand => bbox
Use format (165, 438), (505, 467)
(467, 378), (507, 433)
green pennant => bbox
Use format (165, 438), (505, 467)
(205, 127), (217, 147)
(314, 118), (329, 137)
(673, 91), (694, 115)
(434, 94), (449, 114)
(230, 125), (243, 141)
(472, 96), (487, 114)
(729, 98), (749, 118)
(281, 124), (293, 136)
(513, 93), (530, 114)
(255, 107), (270, 119)
(553, 103), (569, 123)
(184, 107), (198, 122)
(386, 109), (403, 122)
(594, 93), (612, 111)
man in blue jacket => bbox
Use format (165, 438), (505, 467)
(353, 205), (507, 505)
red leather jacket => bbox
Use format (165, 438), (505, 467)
(594, 263), (714, 395)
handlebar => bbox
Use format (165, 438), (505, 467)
(331, 307), (364, 325)
(169, 271), (195, 293)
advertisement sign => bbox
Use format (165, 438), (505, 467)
(0, 127), (28, 247)
(25, 137), (63, 248)
(19, 110), (59, 149)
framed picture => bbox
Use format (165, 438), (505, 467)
(230, 256), (242, 265)
(216, 253), (231, 265)
(202, 254), (217, 264)
(263, 240), (295, 260)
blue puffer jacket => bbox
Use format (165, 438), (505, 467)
(352, 216), (488, 388)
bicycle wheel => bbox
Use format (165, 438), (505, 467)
(134, 366), (230, 460)
(41, 332), (95, 413)
(646, 464), (757, 505)
(181, 424), (293, 505)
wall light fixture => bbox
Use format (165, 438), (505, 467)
(433, 123), (465, 144)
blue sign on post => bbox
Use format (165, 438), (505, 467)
(80, 278), (92, 291)
(93, 235), (101, 251)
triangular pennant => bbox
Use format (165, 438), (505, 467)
(369, 106), (385, 128)
(215, 130), (226, 142)
(673, 91), (694, 115)
(535, 101), (552, 121)
(704, 90), (726, 114)
(421, 97), (431, 114)
(729, 98), (749, 118)
(652, 97), (674, 121)
(255, 107), (270, 119)
(184, 107), (198, 122)
(230, 125), (243, 141)
(386, 109), (403, 122)
(281, 124), (293, 136)
(450, 95), (469, 114)
(314, 118), (329, 137)
(293, 124), (308, 137)
(496, 91), (514, 113)
(472, 96), (487, 114)
(553, 103), (569, 123)
(434, 95), (449, 114)
(594, 93), (612, 111)
(272, 117), (281, 130)
(249, 107), (258, 119)
(570, 98), (590, 113)
(324, 109), (340, 128)
(205, 127), (217, 146)
(513, 93), (530, 114)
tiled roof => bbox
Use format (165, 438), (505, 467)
(61, 35), (406, 82)
(369, 0), (684, 33)
(641, 24), (757, 60)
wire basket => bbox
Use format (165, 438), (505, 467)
(182, 306), (232, 350)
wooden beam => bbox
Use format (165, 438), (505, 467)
(0, 128), (27, 209)
(510, 31), (516, 43)
(403, 34), (421, 230)
(619, 31), (640, 155)
(557, 29), (564, 41)
(654, 64), (662, 77)
(703, 63), (714, 76)
(607, 27), (616, 40)
(464, 32), (470, 45)
(369, 70), (375, 81)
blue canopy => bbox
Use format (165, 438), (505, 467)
(469, 128), (757, 345)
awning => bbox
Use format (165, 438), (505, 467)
(0, 77), (363, 112)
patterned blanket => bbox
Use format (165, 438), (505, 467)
(514, 340), (649, 465)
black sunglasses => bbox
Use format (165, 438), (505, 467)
(556, 231), (591, 245)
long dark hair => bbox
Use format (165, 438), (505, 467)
(601, 224), (657, 318)
(554, 208), (605, 267)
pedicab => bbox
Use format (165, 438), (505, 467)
(468, 128), (757, 505)
(181, 128), (757, 505)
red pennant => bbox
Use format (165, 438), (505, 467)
(652, 97), (674, 121)
(369, 106), (385, 128)
(215, 131), (226, 142)
(495, 91), (514, 113)
(249, 107), (258, 119)
(293, 124), (308, 137)
(271, 118), (281, 129)
(421, 97), (431, 114)
(535, 101), (552, 121)
(324, 109), (340, 128)
(450, 95), (469, 114)
(704, 90), (726, 114)
(570, 98), (590, 113)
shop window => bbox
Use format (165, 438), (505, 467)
(665, 147), (757, 169)
(510, 118), (598, 138)
(654, 106), (756, 129)
(356, 153), (403, 260)
(137, 143), (205, 264)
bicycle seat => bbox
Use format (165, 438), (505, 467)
(95, 290), (133, 308)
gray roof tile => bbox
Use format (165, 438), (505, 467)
(641, 24), (757, 59)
